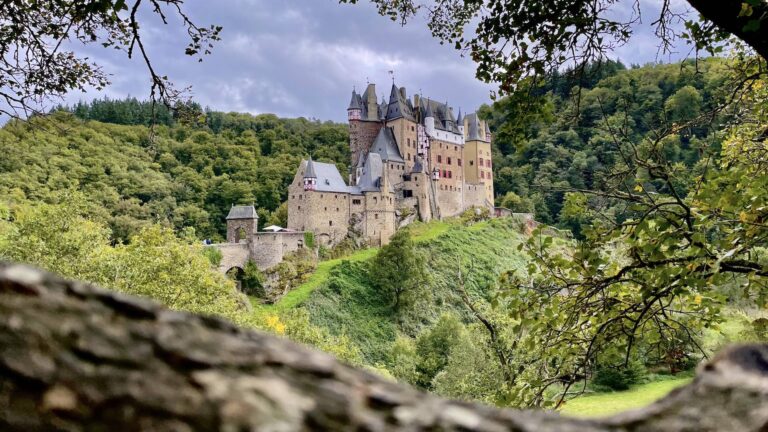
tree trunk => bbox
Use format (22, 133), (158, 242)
(2, 262), (768, 431)
(686, 0), (768, 60)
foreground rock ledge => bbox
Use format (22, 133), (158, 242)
(1, 263), (767, 431)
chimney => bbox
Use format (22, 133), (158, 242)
(399, 87), (407, 100)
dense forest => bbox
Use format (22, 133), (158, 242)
(0, 104), (349, 242)
(485, 58), (729, 233)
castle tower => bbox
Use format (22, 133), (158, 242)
(424, 102), (435, 136)
(457, 109), (464, 135)
(226, 205), (258, 243)
(303, 157), (317, 191)
(347, 90), (362, 121)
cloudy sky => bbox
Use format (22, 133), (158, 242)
(64, 0), (694, 122)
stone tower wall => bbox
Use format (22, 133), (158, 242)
(226, 218), (258, 243)
(349, 120), (383, 177)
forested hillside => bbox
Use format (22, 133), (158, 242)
(0, 107), (349, 242)
(485, 58), (730, 233)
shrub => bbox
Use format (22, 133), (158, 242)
(202, 246), (223, 267)
(241, 260), (266, 297)
(304, 231), (315, 249)
(592, 359), (647, 391)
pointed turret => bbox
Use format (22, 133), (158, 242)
(424, 100), (435, 135)
(348, 90), (362, 120)
(456, 108), (463, 124)
(303, 158), (317, 191)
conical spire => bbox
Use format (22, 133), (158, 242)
(388, 83), (400, 104)
(304, 157), (317, 178)
(456, 108), (463, 124)
(347, 90), (361, 110)
(424, 101), (434, 118)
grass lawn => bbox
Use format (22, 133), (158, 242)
(560, 377), (691, 418)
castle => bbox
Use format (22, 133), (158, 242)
(287, 82), (494, 246)
(214, 82), (495, 281)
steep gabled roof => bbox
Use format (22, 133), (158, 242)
(357, 152), (383, 192)
(386, 84), (416, 121)
(226, 205), (258, 220)
(419, 97), (461, 134)
(464, 112), (489, 142)
(301, 159), (349, 193)
(371, 127), (404, 163)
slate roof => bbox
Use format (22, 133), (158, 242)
(304, 157), (317, 178)
(419, 97), (461, 134)
(226, 205), (258, 220)
(348, 91), (362, 110)
(386, 84), (416, 122)
(371, 127), (404, 163)
(464, 112), (488, 142)
(411, 157), (425, 173)
(356, 152), (394, 192)
(301, 160), (350, 193)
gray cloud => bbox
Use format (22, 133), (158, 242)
(62, 0), (696, 122)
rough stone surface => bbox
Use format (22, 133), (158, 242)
(2, 262), (768, 431)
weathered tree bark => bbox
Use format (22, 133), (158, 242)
(1, 262), (768, 431)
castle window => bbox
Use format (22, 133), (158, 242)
(299, 194), (302, 199)
(480, 171), (485, 179)
(298, 206), (301, 210)
(479, 158), (484, 166)
(470, 160), (474, 166)
(375, 214), (378, 219)
(335, 195), (338, 199)
(408, 153), (411, 161)
(403, 190), (413, 198)
(447, 157), (452, 165)
(437, 155), (442, 163)
(336, 208), (339, 212)
(455, 146), (457, 151)
(486, 160), (491, 167)
(353, 199), (361, 205)
(411, 126), (415, 131)
(321, 194), (324, 198)
(374, 197), (378, 203)
(449, 171), (453, 178)
(458, 158), (462, 166)
(329, 221), (333, 226)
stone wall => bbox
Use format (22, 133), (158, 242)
(226, 218), (257, 243)
(362, 189), (397, 246)
(287, 164), (350, 247)
(250, 232), (307, 270)
(464, 182), (490, 209)
(349, 119), (383, 175)
(215, 243), (250, 273)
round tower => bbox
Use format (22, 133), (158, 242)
(424, 102), (435, 136)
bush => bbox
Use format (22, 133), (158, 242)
(592, 359), (647, 391)
(304, 231), (315, 249)
(241, 260), (266, 297)
(202, 246), (223, 267)
(459, 207), (490, 226)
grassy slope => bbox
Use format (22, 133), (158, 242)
(300, 217), (529, 364)
(560, 377), (691, 417)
